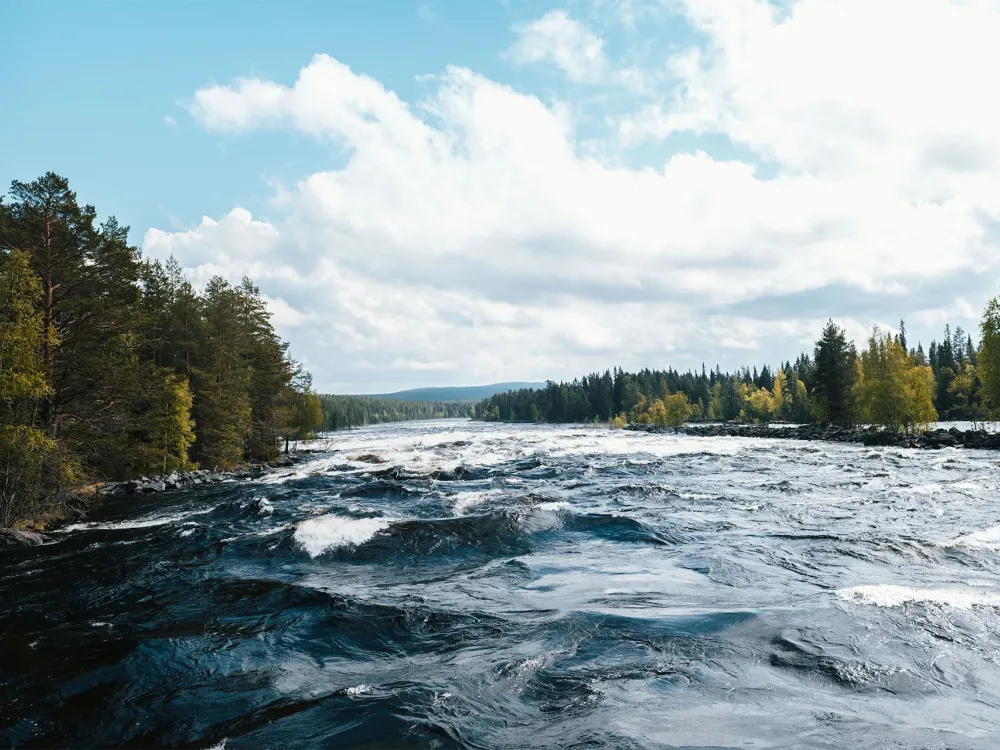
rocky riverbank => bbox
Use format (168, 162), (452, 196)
(98, 454), (306, 497)
(1, 454), (309, 544)
(628, 422), (1000, 450)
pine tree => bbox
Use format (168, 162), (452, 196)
(1, 174), (98, 436)
(192, 278), (253, 468)
(1, 175), (142, 466)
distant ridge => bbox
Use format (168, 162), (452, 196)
(366, 382), (545, 403)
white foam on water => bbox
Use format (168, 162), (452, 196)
(520, 503), (569, 532)
(256, 497), (274, 515)
(542, 432), (744, 459)
(60, 507), (213, 532)
(679, 491), (716, 501)
(345, 683), (373, 696)
(940, 524), (1000, 550)
(253, 524), (292, 538)
(836, 584), (1000, 609)
(894, 483), (944, 496)
(258, 470), (307, 485)
(451, 490), (504, 515)
(294, 515), (391, 557)
(534, 500), (571, 512)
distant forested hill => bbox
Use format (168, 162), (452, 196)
(317, 384), (543, 431)
(370, 383), (545, 403)
(318, 395), (469, 431)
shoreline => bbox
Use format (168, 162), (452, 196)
(628, 423), (1000, 450)
(1, 453), (309, 543)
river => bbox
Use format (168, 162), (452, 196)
(3, 419), (1000, 748)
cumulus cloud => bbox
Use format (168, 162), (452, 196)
(507, 10), (608, 82)
(145, 1), (1000, 390)
(624, 0), (1000, 188)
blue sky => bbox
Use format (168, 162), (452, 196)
(2, 1), (515, 235)
(3, 1), (692, 238)
(3, 0), (998, 392)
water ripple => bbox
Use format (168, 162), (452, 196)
(4, 419), (1000, 748)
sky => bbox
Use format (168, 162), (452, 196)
(3, 0), (1000, 393)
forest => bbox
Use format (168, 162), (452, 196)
(319, 395), (469, 430)
(473, 317), (1000, 434)
(7, 173), (1000, 529)
(0, 173), (323, 528)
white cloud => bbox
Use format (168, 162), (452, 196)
(508, 10), (608, 83)
(506, 9), (651, 92)
(150, 2), (1000, 390)
(625, 0), (1000, 191)
(163, 114), (178, 128)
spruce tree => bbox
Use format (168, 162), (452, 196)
(811, 320), (857, 426)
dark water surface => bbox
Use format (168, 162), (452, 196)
(4, 420), (1000, 749)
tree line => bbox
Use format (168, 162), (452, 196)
(319, 394), (469, 431)
(474, 311), (1000, 433)
(0, 173), (323, 527)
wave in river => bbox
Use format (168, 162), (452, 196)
(836, 583), (1000, 609)
(6, 419), (1000, 748)
(294, 515), (392, 557)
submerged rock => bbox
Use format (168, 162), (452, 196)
(351, 453), (386, 464)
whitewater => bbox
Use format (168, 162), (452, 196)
(4, 419), (1000, 748)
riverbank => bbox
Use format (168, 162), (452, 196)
(1, 453), (309, 543)
(628, 422), (1000, 450)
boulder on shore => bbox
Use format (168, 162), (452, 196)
(626, 422), (1000, 452)
(0, 529), (50, 548)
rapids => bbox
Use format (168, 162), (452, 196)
(4, 419), (1000, 748)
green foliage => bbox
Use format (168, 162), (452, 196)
(948, 365), (987, 426)
(642, 394), (692, 427)
(0, 249), (49, 409)
(927, 323), (983, 419)
(744, 387), (777, 424)
(3, 170), (998, 527)
(0, 425), (77, 528)
(144, 373), (196, 474)
(980, 297), (1000, 416)
(471, 319), (976, 432)
(294, 391), (324, 439)
(856, 328), (937, 433)
(0, 249), (76, 526)
(789, 376), (811, 423)
(191, 277), (255, 467)
(0, 173), (323, 524)
(811, 320), (858, 426)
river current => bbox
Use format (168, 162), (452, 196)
(4, 419), (1000, 748)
